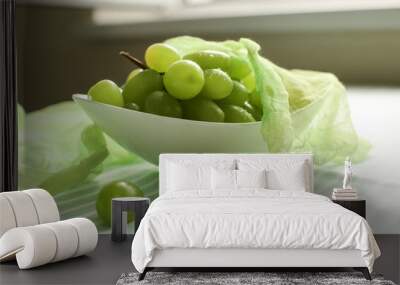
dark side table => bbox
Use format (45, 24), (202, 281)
(332, 199), (366, 219)
(112, 197), (150, 242)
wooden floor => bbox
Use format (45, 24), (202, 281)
(0, 235), (399, 285)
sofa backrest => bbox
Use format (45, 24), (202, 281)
(159, 153), (313, 195)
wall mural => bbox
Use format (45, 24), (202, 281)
(17, 36), (399, 233)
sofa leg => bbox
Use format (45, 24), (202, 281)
(138, 268), (148, 281)
(354, 267), (371, 280)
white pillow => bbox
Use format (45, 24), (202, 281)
(236, 169), (267, 189)
(238, 159), (308, 191)
(211, 168), (236, 190)
(167, 163), (211, 191)
(166, 159), (236, 192)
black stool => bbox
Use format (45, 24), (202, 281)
(111, 197), (150, 242)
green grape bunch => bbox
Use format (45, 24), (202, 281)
(86, 41), (262, 123)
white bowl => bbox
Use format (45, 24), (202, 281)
(73, 94), (267, 164)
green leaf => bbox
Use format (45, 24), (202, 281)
(40, 148), (109, 195)
(19, 102), (140, 189)
(241, 38), (294, 153)
(165, 36), (369, 164)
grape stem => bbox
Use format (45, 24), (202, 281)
(119, 51), (147, 69)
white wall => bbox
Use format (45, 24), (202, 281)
(315, 87), (400, 234)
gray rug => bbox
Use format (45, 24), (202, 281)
(116, 272), (396, 285)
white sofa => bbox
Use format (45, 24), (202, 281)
(0, 189), (98, 269)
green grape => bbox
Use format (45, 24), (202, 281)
(125, 68), (143, 84)
(122, 69), (163, 108)
(249, 90), (262, 109)
(144, 91), (182, 118)
(88, 79), (124, 107)
(243, 101), (262, 121)
(229, 56), (252, 80)
(183, 50), (231, 72)
(96, 181), (144, 226)
(145, 43), (181, 73)
(182, 97), (224, 122)
(221, 105), (255, 123)
(125, 102), (140, 111)
(218, 81), (249, 106)
(242, 72), (256, 92)
(81, 124), (106, 152)
(199, 69), (233, 100)
(163, 60), (204, 100)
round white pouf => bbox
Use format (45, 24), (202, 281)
(0, 192), (39, 227)
(0, 226), (57, 269)
(24, 189), (60, 224)
(42, 221), (79, 262)
(0, 218), (98, 269)
(0, 196), (17, 237)
(64, 218), (98, 257)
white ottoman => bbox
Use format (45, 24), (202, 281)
(0, 189), (98, 269)
(0, 189), (59, 236)
(0, 218), (98, 269)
